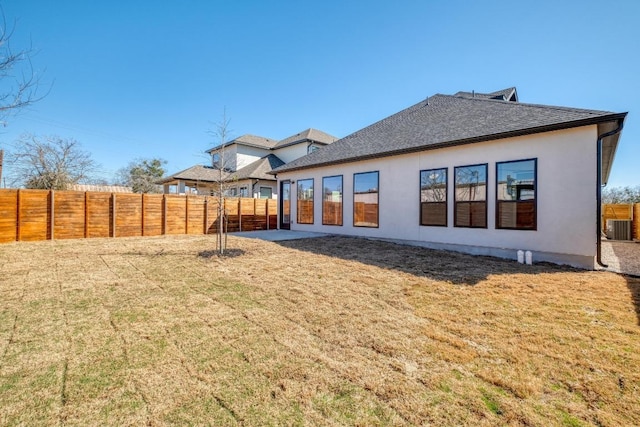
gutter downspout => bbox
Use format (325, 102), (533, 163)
(596, 119), (624, 268)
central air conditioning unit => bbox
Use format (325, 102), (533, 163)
(606, 219), (632, 240)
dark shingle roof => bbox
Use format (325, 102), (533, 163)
(206, 134), (277, 153)
(272, 92), (626, 181)
(273, 128), (338, 149)
(226, 154), (285, 181)
(455, 87), (518, 101)
(157, 165), (222, 184)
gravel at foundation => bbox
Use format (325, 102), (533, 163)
(601, 240), (640, 276)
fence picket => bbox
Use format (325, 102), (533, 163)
(0, 189), (279, 243)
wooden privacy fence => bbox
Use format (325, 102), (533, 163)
(602, 203), (640, 240)
(0, 189), (277, 243)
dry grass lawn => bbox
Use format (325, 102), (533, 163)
(0, 234), (639, 426)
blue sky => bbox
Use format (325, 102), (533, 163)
(0, 0), (638, 187)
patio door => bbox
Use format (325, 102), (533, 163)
(280, 180), (291, 230)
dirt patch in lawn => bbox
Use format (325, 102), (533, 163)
(0, 235), (638, 426)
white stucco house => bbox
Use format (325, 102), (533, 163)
(159, 129), (337, 198)
(271, 88), (627, 269)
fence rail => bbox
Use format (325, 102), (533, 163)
(0, 189), (277, 243)
(602, 203), (639, 240)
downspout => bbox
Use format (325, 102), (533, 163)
(596, 119), (624, 268)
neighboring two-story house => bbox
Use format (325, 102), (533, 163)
(159, 128), (337, 198)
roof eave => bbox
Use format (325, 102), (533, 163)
(271, 113), (628, 175)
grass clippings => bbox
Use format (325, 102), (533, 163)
(0, 234), (638, 426)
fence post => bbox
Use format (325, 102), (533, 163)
(111, 193), (116, 238)
(141, 194), (145, 236)
(265, 199), (269, 230)
(238, 198), (242, 232)
(185, 195), (189, 234)
(204, 196), (208, 235)
(50, 190), (55, 240)
(84, 192), (88, 238)
(16, 189), (20, 241)
(163, 194), (167, 235)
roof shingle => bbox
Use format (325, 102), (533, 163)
(272, 92), (626, 175)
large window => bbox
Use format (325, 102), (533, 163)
(496, 159), (536, 230)
(322, 175), (343, 226)
(454, 164), (487, 228)
(297, 179), (314, 224)
(420, 168), (447, 226)
(259, 187), (272, 199)
(354, 171), (379, 227)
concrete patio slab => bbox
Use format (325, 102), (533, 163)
(229, 230), (331, 242)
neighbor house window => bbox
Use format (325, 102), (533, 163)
(322, 175), (343, 226)
(420, 168), (447, 226)
(225, 187), (238, 197)
(496, 159), (537, 230)
(239, 186), (249, 197)
(308, 145), (320, 154)
(354, 171), (379, 227)
(297, 179), (314, 224)
(454, 164), (487, 228)
(259, 187), (272, 199)
(212, 153), (220, 168)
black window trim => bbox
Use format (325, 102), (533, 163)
(296, 178), (314, 225)
(495, 158), (538, 231)
(322, 174), (343, 226)
(419, 167), (448, 227)
(454, 162), (488, 229)
(353, 170), (380, 228)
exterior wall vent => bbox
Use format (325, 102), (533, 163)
(606, 219), (632, 240)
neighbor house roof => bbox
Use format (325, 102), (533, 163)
(271, 89), (626, 183)
(69, 184), (133, 193)
(157, 155), (285, 185)
(225, 154), (285, 181)
(156, 165), (222, 184)
(206, 134), (278, 153)
(272, 128), (338, 149)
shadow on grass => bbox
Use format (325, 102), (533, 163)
(275, 235), (576, 286)
(609, 241), (640, 325)
(625, 276), (640, 326)
(198, 248), (246, 259)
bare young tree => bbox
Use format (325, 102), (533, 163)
(208, 109), (233, 255)
(7, 134), (98, 189)
(0, 9), (46, 124)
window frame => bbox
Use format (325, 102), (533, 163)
(259, 187), (272, 199)
(353, 171), (379, 228)
(296, 178), (314, 224)
(454, 163), (488, 229)
(420, 167), (448, 227)
(495, 158), (537, 231)
(322, 175), (343, 226)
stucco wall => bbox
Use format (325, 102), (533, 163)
(277, 126), (599, 268)
(236, 145), (271, 171)
(273, 143), (308, 164)
(211, 145), (238, 171)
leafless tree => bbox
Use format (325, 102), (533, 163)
(7, 134), (98, 189)
(420, 170), (446, 202)
(0, 9), (46, 125)
(208, 109), (233, 255)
